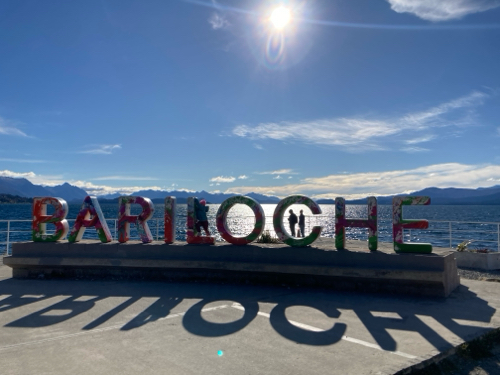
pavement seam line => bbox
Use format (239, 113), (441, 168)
(230, 303), (417, 360)
(0, 304), (230, 352)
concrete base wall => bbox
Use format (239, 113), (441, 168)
(4, 240), (461, 297)
(454, 251), (500, 270)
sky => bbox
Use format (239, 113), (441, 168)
(1, 0), (500, 199)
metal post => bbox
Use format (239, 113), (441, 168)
(156, 218), (160, 241)
(114, 219), (117, 241)
(6, 220), (10, 256)
(449, 222), (452, 249)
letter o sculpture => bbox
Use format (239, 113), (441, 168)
(216, 196), (266, 245)
(273, 195), (322, 247)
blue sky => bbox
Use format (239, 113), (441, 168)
(1, 0), (500, 198)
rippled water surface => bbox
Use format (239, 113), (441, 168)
(2, 203), (500, 252)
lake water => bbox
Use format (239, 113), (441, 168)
(2, 203), (500, 253)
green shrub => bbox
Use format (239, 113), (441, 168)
(456, 240), (473, 252)
(256, 230), (282, 244)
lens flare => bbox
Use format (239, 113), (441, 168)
(270, 6), (291, 29)
(266, 32), (285, 65)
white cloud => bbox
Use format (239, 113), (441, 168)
(386, 0), (500, 21)
(70, 181), (163, 196)
(0, 170), (37, 179)
(232, 91), (489, 152)
(169, 187), (196, 193)
(273, 175), (282, 180)
(210, 175), (236, 183)
(400, 146), (429, 153)
(228, 163), (500, 199)
(405, 135), (435, 144)
(0, 158), (47, 163)
(238, 175), (248, 179)
(0, 116), (28, 137)
(209, 12), (229, 29)
(80, 144), (121, 155)
(92, 176), (159, 181)
(258, 169), (296, 175)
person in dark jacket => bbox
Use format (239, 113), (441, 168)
(195, 198), (210, 236)
(288, 209), (298, 237)
(298, 210), (305, 237)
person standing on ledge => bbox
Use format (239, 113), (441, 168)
(288, 209), (298, 237)
(195, 198), (210, 236)
(298, 210), (305, 238)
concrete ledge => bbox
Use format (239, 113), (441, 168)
(3, 240), (461, 297)
(454, 251), (500, 270)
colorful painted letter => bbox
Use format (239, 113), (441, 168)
(186, 197), (215, 245)
(117, 196), (154, 243)
(164, 196), (176, 244)
(335, 197), (377, 251)
(32, 197), (69, 242)
(393, 196), (432, 253)
(273, 195), (322, 247)
(68, 196), (112, 243)
(216, 196), (265, 245)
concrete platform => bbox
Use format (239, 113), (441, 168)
(0, 260), (498, 375)
(3, 238), (460, 297)
(455, 251), (500, 270)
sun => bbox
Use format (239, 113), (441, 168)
(270, 6), (291, 30)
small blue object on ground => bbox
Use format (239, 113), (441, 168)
(218, 350), (223, 356)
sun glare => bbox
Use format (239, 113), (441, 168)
(270, 6), (291, 30)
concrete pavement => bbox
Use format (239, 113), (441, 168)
(0, 261), (499, 375)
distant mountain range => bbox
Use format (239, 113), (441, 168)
(0, 177), (88, 202)
(98, 189), (281, 204)
(3, 176), (500, 205)
(0, 177), (281, 204)
(316, 186), (500, 205)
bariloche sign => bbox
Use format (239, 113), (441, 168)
(31, 194), (432, 253)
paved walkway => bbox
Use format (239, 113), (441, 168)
(1, 258), (499, 375)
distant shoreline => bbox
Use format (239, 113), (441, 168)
(3, 200), (500, 206)
(0, 194), (32, 204)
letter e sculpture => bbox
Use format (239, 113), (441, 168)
(393, 196), (432, 253)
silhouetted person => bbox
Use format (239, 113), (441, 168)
(288, 209), (297, 237)
(195, 198), (210, 236)
(299, 210), (305, 237)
